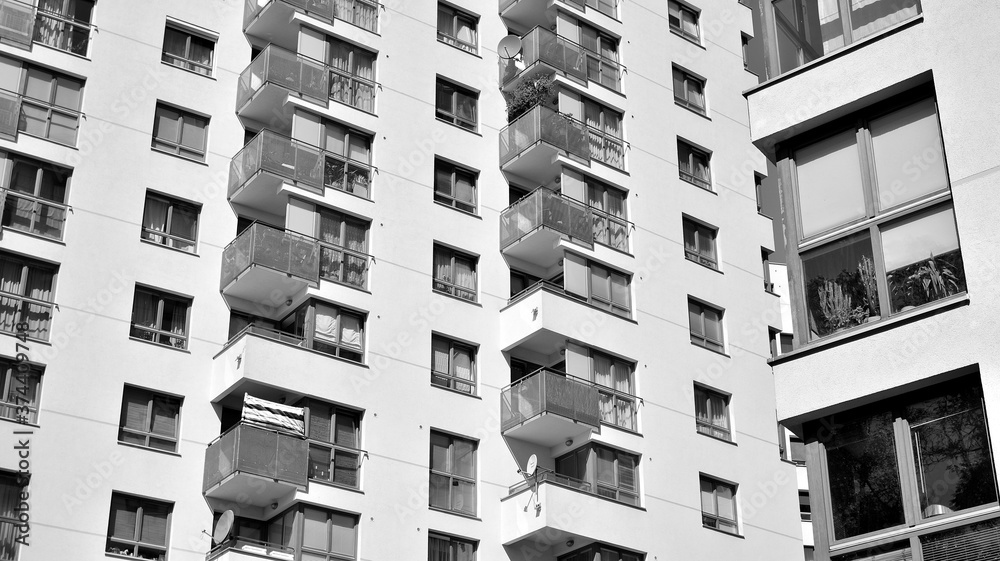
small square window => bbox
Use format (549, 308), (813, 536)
(161, 23), (215, 76)
(429, 532), (477, 561)
(688, 298), (724, 353)
(141, 192), (200, 253)
(152, 102), (208, 162)
(433, 244), (477, 302)
(431, 335), (476, 394)
(106, 492), (173, 558)
(0, 358), (41, 424)
(437, 4), (478, 54)
(429, 431), (477, 515)
(130, 287), (191, 350)
(694, 385), (730, 441)
(672, 66), (706, 113)
(436, 78), (478, 131)
(700, 476), (738, 534)
(683, 217), (717, 269)
(118, 385), (182, 452)
(669, 0), (700, 42)
(678, 140), (711, 190)
(435, 159), (477, 213)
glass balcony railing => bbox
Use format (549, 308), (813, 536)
(501, 368), (601, 433)
(329, 66), (378, 113)
(500, 27), (588, 86)
(202, 423), (309, 493)
(500, 187), (593, 249)
(33, 8), (91, 55)
(500, 105), (590, 166)
(237, 44), (328, 109)
(0, 0), (34, 48)
(590, 205), (631, 251)
(244, 0), (378, 33)
(587, 125), (626, 171)
(229, 130), (374, 200)
(1, 191), (66, 240)
(220, 222), (321, 290)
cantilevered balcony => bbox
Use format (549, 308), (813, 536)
(500, 187), (592, 268)
(500, 27), (621, 94)
(236, 45), (327, 130)
(220, 223), (320, 310)
(202, 423), (309, 508)
(500, 105), (590, 184)
(500, 0), (615, 31)
(0, 0), (34, 49)
(244, 0), (379, 48)
(228, 130), (373, 217)
(501, 368), (600, 447)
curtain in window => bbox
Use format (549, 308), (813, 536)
(0, 476), (18, 560)
(429, 536), (449, 561)
(455, 90), (476, 125)
(0, 260), (21, 333)
(170, 206), (197, 244)
(329, 512), (356, 557)
(3, 370), (37, 422)
(453, 346), (473, 392)
(319, 213), (342, 245)
(340, 313), (362, 348)
(22, 267), (51, 339)
(302, 507), (328, 553)
(34, 0), (64, 49)
(329, 41), (353, 105)
(433, 250), (451, 285)
(431, 338), (449, 375)
(454, 255), (475, 295)
(162, 27), (188, 62)
(314, 304), (339, 343)
(456, 17), (475, 46)
(710, 393), (728, 432)
(150, 396), (178, 446)
(695, 390), (711, 426)
(455, 172), (475, 206)
(335, 412), (357, 447)
(308, 403), (332, 442)
(611, 271), (629, 310)
(142, 198), (169, 244)
(140, 502), (169, 546)
(121, 390), (150, 445)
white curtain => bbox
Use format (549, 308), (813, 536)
(340, 313), (362, 348)
(314, 304), (339, 343)
(142, 197), (169, 244)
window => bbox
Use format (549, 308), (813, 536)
(33, 0), (94, 55)
(688, 298), (724, 352)
(432, 335), (476, 394)
(161, 23), (215, 76)
(332, 0), (378, 32)
(435, 78), (477, 131)
(563, 252), (631, 317)
(316, 207), (369, 288)
(106, 493), (172, 559)
(130, 287), (190, 349)
(683, 218), (717, 269)
(0, 252), (55, 341)
(582, 98), (625, 169)
(295, 300), (365, 362)
(804, 375), (996, 542)
(0, 358), (41, 424)
(762, 249), (774, 291)
(429, 431), (476, 515)
(429, 532), (476, 561)
(151, 103), (208, 161)
(301, 399), (362, 488)
(140, 193), (199, 252)
(509, 269), (540, 298)
(1, 153), (70, 240)
(788, 435), (806, 464)
(787, 96), (964, 340)
(560, 543), (642, 561)
(437, 4), (477, 53)
(678, 139), (711, 190)
(267, 505), (357, 561)
(0, 55), (83, 145)
(800, 492), (812, 521)
(694, 385), (731, 441)
(320, 118), (372, 198)
(741, 34), (751, 70)
(584, 176), (628, 250)
(434, 159), (477, 213)
(582, 0), (617, 18)
(433, 245), (477, 302)
(118, 386), (181, 452)
(589, 349), (636, 430)
(0, 472), (24, 559)
(700, 476), (738, 534)
(669, 0), (700, 42)
(673, 66), (706, 113)
(556, 443), (639, 505)
(327, 36), (377, 112)
(578, 22), (620, 90)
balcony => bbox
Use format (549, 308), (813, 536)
(208, 538), (294, 561)
(500, 188), (592, 268)
(244, 0), (379, 47)
(0, 0), (34, 49)
(2, 191), (66, 240)
(501, 368), (600, 447)
(33, 7), (91, 56)
(500, 0), (615, 31)
(202, 423), (309, 508)
(500, 27), (621, 94)
(236, 45), (327, 130)
(220, 223), (320, 311)
(500, 105), (590, 184)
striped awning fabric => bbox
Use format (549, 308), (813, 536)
(241, 394), (305, 437)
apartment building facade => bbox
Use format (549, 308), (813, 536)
(746, 1), (1000, 560)
(0, 0), (803, 560)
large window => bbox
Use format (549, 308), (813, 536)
(437, 4), (477, 54)
(118, 385), (182, 453)
(434, 159), (477, 213)
(327, 36), (376, 112)
(1, 154), (70, 240)
(556, 443), (639, 506)
(590, 349), (636, 431)
(435, 78), (477, 131)
(152, 102), (208, 162)
(563, 252), (631, 317)
(0, 55), (83, 145)
(683, 217), (718, 269)
(582, 98), (624, 169)
(301, 398), (362, 489)
(140, 192), (199, 252)
(432, 335), (476, 394)
(0, 252), (55, 341)
(0, 358), (40, 424)
(106, 493), (172, 559)
(788, 96), (964, 341)
(0, 472), (24, 560)
(433, 244), (477, 302)
(429, 532), (476, 561)
(694, 385), (731, 441)
(688, 298), (724, 353)
(265, 505), (357, 561)
(673, 66), (706, 114)
(678, 139), (711, 190)
(321, 119), (372, 198)
(33, 0), (94, 55)
(804, 375), (997, 542)
(161, 23), (215, 76)
(292, 300), (364, 362)
(130, 287), (190, 350)
(585, 176), (628, 251)
(429, 431), (477, 516)
(578, 21), (620, 90)
(669, 0), (700, 42)
(700, 476), (738, 534)
(316, 207), (369, 289)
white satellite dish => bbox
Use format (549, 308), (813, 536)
(498, 35), (523, 59)
(213, 510), (234, 544)
(525, 454), (538, 477)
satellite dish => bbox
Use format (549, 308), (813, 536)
(498, 35), (523, 59)
(525, 454), (538, 477)
(213, 510), (235, 544)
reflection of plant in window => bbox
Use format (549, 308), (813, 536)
(888, 251), (965, 312)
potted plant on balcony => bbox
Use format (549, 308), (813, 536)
(503, 75), (555, 123)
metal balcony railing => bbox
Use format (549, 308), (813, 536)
(220, 222), (321, 290)
(237, 44), (328, 109)
(499, 187), (593, 249)
(203, 422), (309, 493)
(500, 105), (590, 166)
(1, 190), (66, 240)
(208, 538), (294, 561)
(508, 466), (592, 495)
(0, 0), (34, 48)
(501, 368), (601, 432)
(587, 125), (626, 170)
(33, 7), (91, 55)
(244, 0), (379, 33)
(590, 205), (631, 251)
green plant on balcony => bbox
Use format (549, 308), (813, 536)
(889, 252), (964, 311)
(815, 278), (868, 333)
(503, 75), (555, 122)
(858, 254), (879, 318)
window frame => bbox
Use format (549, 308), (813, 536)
(688, 298), (724, 353)
(436, 3), (478, 54)
(434, 159), (478, 214)
(151, 102), (209, 162)
(0, 251), (56, 341)
(432, 244), (478, 302)
(559, 542), (642, 561)
(314, 206), (370, 289)
(117, 385), (182, 453)
(429, 430), (478, 516)
(281, 299), (366, 363)
(578, 20), (621, 91)
(588, 349), (636, 431)
(428, 531), (477, 561)
(678, 139), (712, 190)
(682, 217), (718, 269)
(33, 0), (95, 56)
(129, 286), (192, 350)
(0, 357), (41, 424)
(106, 492), (173, 558)
(0, 472), (23, 558)
(668, 0), (701, 42)
(267, 504), (358, 561)
(0, 153), (71, 241)
(314, 116), (374, 198)
(301, 398), (363, 489)
(555, 442), (640, 506)
(584, 175), (629, 251)
(140, 191), (200, 253)
(693, 384), (731, 441)
(431, 334), (477, 395)
(2, 57), (84, 145)
(700, 475), (739, 534)
(435, 78), (478, 131)
(161, 22), (216, 77)
(672, 65), (706, 114)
